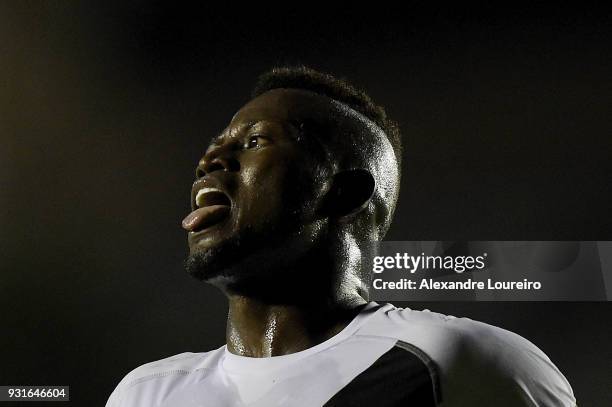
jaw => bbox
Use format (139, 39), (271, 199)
(187, 219), (328, 288)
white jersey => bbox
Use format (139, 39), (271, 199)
(106, 302), (576, 406)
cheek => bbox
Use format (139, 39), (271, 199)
(237, 153), (321, 221)
(235, 155), (289, 222)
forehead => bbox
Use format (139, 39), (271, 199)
(229, 89), (335, 129)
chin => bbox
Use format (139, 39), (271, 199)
(184, 228), (268, 283)
(185, 237), (242, 282)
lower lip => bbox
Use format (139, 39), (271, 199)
(187, 215), (231, 246)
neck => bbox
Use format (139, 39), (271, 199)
(225, 295), (367, 357)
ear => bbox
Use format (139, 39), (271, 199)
(323, 169), (375, 219)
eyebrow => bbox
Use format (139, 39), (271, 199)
(210, 121), (259, 145)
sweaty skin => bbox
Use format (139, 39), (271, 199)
(107, 83), (576, 407)
(182, 89), (398, 357)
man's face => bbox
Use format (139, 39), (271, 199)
(183, 89), (332, 284)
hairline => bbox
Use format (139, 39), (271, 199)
(253, 87), (398, 168)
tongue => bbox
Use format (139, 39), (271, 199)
(181, 205), (230, 231)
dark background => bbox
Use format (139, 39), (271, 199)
(1, 3), (611, 406)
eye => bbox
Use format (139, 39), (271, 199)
(244, 135), (268, 149)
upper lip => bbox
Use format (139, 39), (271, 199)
(190, 177), (232, 211)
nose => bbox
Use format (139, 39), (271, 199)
(196, 148), (240, 178)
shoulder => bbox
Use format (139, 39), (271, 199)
(118, 351), (205, 385)
(105, 348), (224, 407)
(359, 304), (576, 407)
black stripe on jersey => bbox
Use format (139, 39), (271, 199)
(323, 340), (441, 407)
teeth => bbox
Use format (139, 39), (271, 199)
(196, 187), (223, 207)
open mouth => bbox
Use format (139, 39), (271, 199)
(182, 187), (232, 232)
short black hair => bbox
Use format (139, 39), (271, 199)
(251, 66), (402, 169)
